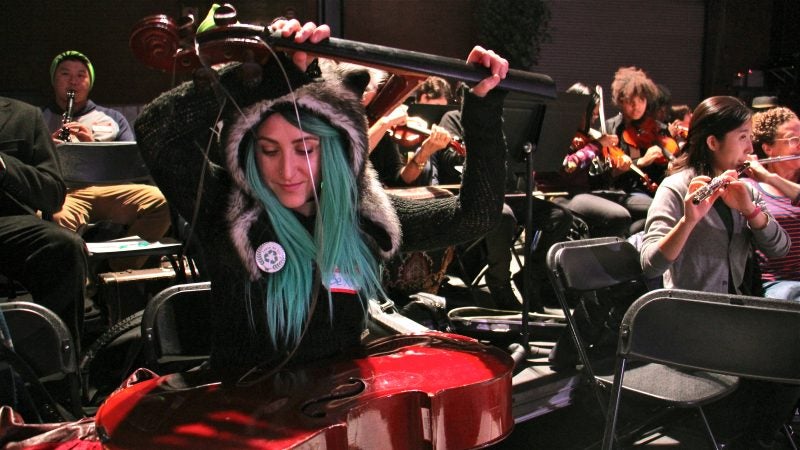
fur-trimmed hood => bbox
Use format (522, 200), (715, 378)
(222, 80), (402, 280)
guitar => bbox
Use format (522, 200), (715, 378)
(95, 332), (515, 450)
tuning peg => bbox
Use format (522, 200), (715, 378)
(214, 4), (238, 26)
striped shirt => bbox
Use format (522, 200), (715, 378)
(751, 180), (800, 282)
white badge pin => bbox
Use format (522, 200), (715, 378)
(255, 241), (286, 273)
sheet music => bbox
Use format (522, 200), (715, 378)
(86, 235), (179, 254)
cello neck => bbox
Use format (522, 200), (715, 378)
(257, 30), (557, 99)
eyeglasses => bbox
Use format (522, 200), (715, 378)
(775, 136), (800, 148)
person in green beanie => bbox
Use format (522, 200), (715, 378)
(43, 50), (132, 142)
(42, 50), (171, 270)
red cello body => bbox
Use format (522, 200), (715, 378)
(95, 332), (514, 450)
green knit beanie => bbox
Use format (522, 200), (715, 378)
(50, 50), (95, 90)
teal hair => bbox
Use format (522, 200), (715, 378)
(245, 109), (385, 346)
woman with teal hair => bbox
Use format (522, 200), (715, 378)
(135, 19), (510, 383)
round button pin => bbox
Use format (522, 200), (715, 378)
(255, 241), (286, 273)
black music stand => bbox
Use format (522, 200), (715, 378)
(406, 103), (458, 128)
(502, 91), (588, 352)
(57, 141), (151, 189)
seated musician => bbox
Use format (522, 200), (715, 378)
(747, 106), (800, 301)
(640, 96), (796, 449)
(41, 50), (171, 270)
(605, 67), (679, 234)
(396, 76), (455, 187)
(134, 18), (511, 382)
(667, 103), (692, 148)
(0, 97), (88, 346)
(553, 82), (631, 238)
(360, 71), (452, 189)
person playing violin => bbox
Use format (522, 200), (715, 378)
(668, 103), (692, 148)
(746, 106), (800, 302)
(134, 17), (512, 382)
(398, 76), (455, 186)
(548, 83), (631, 238)
(361, 74), (455, 188)
(605, 66), (678, 233)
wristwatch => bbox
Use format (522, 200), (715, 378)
(413, 151), (427, 170)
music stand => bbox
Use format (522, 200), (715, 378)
(406, 103), (458, 128)
(57, 141), (151, 189)
(502, 91), (589, 352)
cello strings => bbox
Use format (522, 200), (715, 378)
(178, 23), (323, 386)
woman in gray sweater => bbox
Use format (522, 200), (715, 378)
(640, 96), (796, 447)
(640, 96), (789, 295)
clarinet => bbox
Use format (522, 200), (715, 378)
(58, 89), (76, 142)
(691, 162), (750, 205)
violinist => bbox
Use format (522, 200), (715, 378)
(398, 76), (455, 186)
(350, 64), (408, 188)
(668, 104), (692, 148)
(133, 14), (512, 383)
(550, 83), (631, 239)
(362, 73), (455, 187)
(605, 66), (677, 233)
(747, 106), (800, 301)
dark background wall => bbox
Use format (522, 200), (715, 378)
(1, 1), (796, 113)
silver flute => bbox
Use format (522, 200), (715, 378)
(691, 162), (750, 205)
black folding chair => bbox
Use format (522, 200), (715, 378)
(0, 301), (83, 421)
(547, 238), (738, 447)
(141, 282), (212, 374)
(603, 289), (800, 449)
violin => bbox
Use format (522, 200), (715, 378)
(570, 130), (592, 152)
(390, 119), (466, 156)
(95, 332), (514, 449)
(674, 123), (689, 140)
(595, 86), (658, 192)
(621, 116), (680, 165)
(602, 144), (658, 192)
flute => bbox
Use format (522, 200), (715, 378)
(691, 162), (750, 205)
(756, 154), (800, 165)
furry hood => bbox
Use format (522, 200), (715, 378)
(223, 80), (402, 280)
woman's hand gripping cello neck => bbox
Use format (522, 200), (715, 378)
(466, 46), (509, 98)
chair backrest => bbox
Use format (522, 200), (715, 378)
(141, 282), (212, 371)
(0, 301), (82, 420)
(545, 236), (650, 383)
(547, 236), (646, 293)
(57, 141), (151, 188)
(620, 288), (800, 384)
(0, 301), (77, 380)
